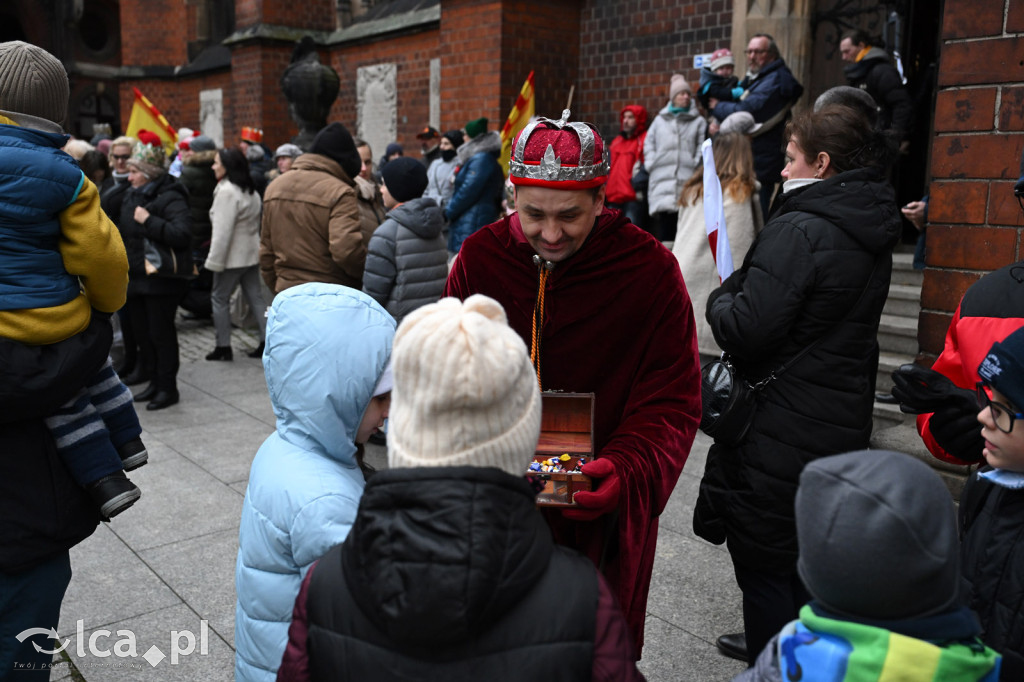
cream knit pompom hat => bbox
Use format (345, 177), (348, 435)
(387, 295), (541, 477)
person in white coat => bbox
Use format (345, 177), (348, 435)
(644, 74), (707, 241)
(205, 147), (267, 361)
(673, 132), (762, 359)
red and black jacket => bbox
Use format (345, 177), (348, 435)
(920, 261), (1024, 464)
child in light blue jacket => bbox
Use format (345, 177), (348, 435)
(234, 283), (395, 682)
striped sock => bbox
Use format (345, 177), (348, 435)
(88, 358), (142, 449)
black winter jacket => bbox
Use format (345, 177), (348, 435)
(961, 469), (1024, 680)
(178, 150), (217, 249)
(118, 173), (193, 296)
(695, 169), (901, 573)
(100, 174), (130, 223)
(0, 316), (107, 573)
(300, 467), (598, 681)
(361, 196), (448, 323)
(844, 47), (913, 140)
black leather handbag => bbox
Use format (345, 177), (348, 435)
(699, 357), (761, 447)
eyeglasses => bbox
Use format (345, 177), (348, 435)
(744, 49), (768, 56)
(111, 154), (131, 161)
(977, 382), (1024, 433)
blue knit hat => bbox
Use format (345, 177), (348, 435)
(978, 326), (1024, 411)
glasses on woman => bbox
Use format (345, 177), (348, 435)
(976, 382), (1024, 433)
(111, 154), (131, 161)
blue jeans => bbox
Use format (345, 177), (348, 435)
(0, 551), (72, 681)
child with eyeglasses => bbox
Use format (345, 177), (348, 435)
(960, 325), (1024, 680)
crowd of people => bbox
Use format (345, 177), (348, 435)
(2, 30), (1023, 682)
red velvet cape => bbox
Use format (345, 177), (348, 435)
(445, 208), (701, 655)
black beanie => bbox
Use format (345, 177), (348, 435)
(443, 129), (465, 148)
(380, 156), (428, 203)
(796, 450), (961, 620)
(310, 122), (362, 181)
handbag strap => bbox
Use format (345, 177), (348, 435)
(743, 255), (883, 391)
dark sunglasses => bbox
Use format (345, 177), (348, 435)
(111, 154), (131, 161)
(976, 382), (1024, 434)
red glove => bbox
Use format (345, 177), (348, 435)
(563, 458), (621, 521)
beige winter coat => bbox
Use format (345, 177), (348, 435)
(259, 153), (364, 294)
(205, 180), (262, 272)
(673, 187), (762, 355)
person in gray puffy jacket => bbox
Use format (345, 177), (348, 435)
(362, 157), (447, 323)
(643, 74), (707, 240)
(424, 129), (463, 214)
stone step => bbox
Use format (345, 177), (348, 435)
(875, 351), (910, 393)
(872, 400), (914, 433)
(882, 282), (922, 318)
(878, 313), (919, 356)
(891, 252), (923, 288)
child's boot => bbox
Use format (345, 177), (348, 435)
(117, 437), (148, 471)
(86, 471), (141, 520)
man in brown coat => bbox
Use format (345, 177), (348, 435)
(259, 122), (366, 295)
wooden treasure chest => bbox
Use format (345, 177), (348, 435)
(529, 392), (596, 507)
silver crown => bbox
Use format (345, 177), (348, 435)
(509, 109), (610, 183)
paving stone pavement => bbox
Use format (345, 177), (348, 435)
(51, 314), (746, 681)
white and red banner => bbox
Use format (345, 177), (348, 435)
(701, 138), (733, 282)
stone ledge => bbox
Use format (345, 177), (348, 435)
(223, 6), (440, 49)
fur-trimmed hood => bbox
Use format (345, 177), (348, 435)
(183, 149), (217, 166)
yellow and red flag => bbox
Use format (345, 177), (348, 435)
(499, 70), (535, 176)
(125, 87), (177, 153)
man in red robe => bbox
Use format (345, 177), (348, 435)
(444, 110), (701, 657)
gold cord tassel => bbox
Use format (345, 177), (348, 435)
(530, 255), (553, 390)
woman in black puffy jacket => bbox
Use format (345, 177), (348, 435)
(117, 140), (193, 410)
(693, 104), (901, 663)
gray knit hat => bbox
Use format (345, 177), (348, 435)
(796, 450), (961, 620)
(0, 41), (69, 128)
(387, 296), (541, 478)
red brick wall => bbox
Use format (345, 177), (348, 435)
(578, 0), (733, 138)
(235, 0), (335, 31)
(327, 31), (441, 155)
(118, 72), (233, 142)
(919, 0), (1024, 356)
(230, 44), (294, 149)
(120, 0), (188, 66)
(500, 1), (581, 125)
(440, 0), (504, 134)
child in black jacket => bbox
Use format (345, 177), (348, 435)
(961, 324), (1024, 680)
(697, 48), (744, 112)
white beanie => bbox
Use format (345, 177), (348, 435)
(387, 295), (541, 477)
